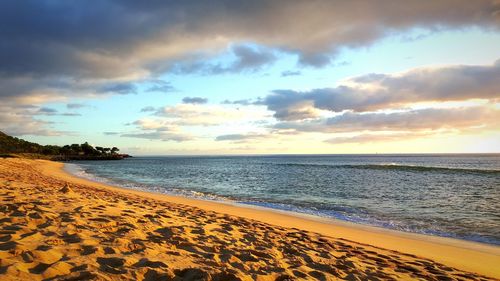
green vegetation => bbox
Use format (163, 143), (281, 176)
(0, 131), (129, 160)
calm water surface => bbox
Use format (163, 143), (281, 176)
(66, 154), (500, 245)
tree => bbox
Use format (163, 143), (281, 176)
(61, 145), (72, 155)
(95, 146), (104, 154)
(0, 131), (124, 158)
(81, 142), (97, 155)
(70, 144), (82, 154)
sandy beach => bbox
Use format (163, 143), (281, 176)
(0, 158), (499, 281)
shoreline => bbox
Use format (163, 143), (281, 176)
(65, 162), (499, 247)
(62, 163), (500, 247)
(54, 160), (500, 277)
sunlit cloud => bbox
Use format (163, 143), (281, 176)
(215, 133), (269, 142)
(273, 106), (500, 133)
(0, 103), (75, 136)
(122, 119), (193, 142)
(262, 60), (500, 120)
(1, 1), (498, 103)
(1, 1), (499, 152)
(152, 103), (271, 127)
(325, 131), (445, 145)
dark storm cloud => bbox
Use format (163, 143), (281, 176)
(263, 60), (500, 120)
(182, 97), (208, 104)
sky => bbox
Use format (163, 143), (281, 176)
(1, 0), (499, 155)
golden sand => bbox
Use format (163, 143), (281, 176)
(0, 158), (499, 280)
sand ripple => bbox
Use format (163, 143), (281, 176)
(0, 158), (496, 281)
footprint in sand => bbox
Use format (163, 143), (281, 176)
(0, 241), (16, 251)
(133, 258), (168, 269)
(29, 262), (52, 274)
(97, 257), (127, 274)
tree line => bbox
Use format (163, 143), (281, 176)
(40, 142), (120, 156)
(1, 131), (128, 160)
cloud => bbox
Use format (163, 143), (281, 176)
(59, 112), (81, 117)
(66, 103), (87, 109)
(260, 95), (324, 121)
(325, 131), (435, 144)
(140, 106), (156, 112)
(0, 114), (57, 136)
(33, 106), (81, 117)
(1, 0), (497, 83)
(1, 1), (498, 133)
(274, 106), (500, 133)
(103, 131), (120, 135)
(153, 103), (269, 126)
(99, 82), (137, 95)
(228, 45), (277, 72)
(0, 76), (141, 103)
(298, 53), (333, 68)
(172, 45), (277, 74)
(121, 132), (192, 142)
(0, 104), (72, 136)
(263, 60), (500, 120)
(281, 70), (301, 77)
(182, 97), (208, 104)
(221, 99), (256, 106)
(146, 80), (177, 93)
(215, 133), (268, 142)
(38, 107), (58, 114)
(125, 103), (272, 141)
(121, 118), (193, 142)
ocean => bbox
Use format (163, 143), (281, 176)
(65, 154), (500, 245)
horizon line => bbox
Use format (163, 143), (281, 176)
(127, 152), (500, 157)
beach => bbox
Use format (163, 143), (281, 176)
(0, 158), (499, 280)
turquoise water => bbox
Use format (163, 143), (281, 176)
(66, 154), (500, 245)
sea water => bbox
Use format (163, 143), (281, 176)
(65, 154), (500, 245)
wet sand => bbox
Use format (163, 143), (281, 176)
(0, 158), (499, 280)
